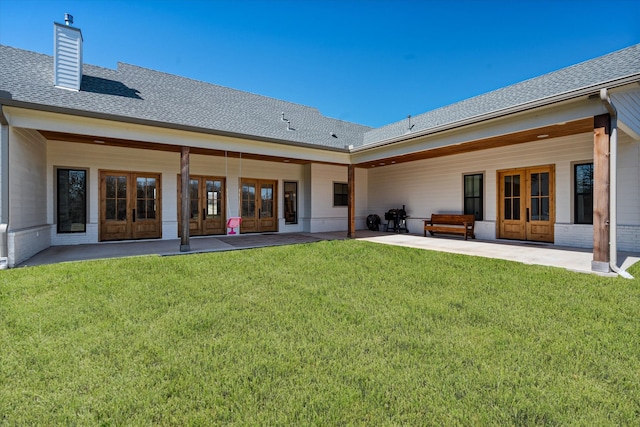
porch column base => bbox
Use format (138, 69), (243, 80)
(591, 260), (611, 273)
(180, 244), (191, 252)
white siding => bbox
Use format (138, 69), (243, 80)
(368, 132), (595, 240)
(617, 136), (640, 226)
(10, 128), (48, 230)
(7, 128), (50, 266)
(46, 141), (310, 244)
(305, 164), (368, 232)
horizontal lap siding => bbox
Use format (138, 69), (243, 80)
(10, 128), (48, 230)
(617, 137), (640, 226)
(46, 141), (307, 244)
(368, 132), (594, 233)
(307, 164), (368, 232)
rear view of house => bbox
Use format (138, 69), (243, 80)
(1, 18), (639, 273)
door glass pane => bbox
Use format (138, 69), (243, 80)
(206, 180), (222, 218)
(106, 175), (127, 222)
(106, 199), (116, 220)
(531, 198), (539, 221)
(513, 198), (520, 220)
(513, 175), (520, 197)
(541, 173), (549, 196)
(261, 185), (273, 218)
(505, 176), (512, 197)
(505, 199), (512, 220)
(147, 200), (156, 219)
(117, 176), (127, 198)
(137, 177), (157, 220)
(117, 199), (127, 221)
(190, 200), (199, 220)
(137, 179), (145, 198)
(137, 199), (146, 219)
(242, 183), (256, 218)
(106, 176), (116, 198)
(541, 198), (550, 221)
(190, 179), (199, 220)
(146, 179), (156, 199)
(531, 173), (539, 197)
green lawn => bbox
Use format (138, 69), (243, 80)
(1, 240), (639, 425)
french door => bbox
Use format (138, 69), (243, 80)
(99, 171), (162, 241)
(498, 165), (555, 242)
(178, 175), (226, 236)
(240, 179), (278, 233)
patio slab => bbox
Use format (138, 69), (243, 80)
(15, 231), (639, 277)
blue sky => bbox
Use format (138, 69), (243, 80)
(1, 0), (639, 127)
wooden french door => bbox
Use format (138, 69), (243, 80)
(177, 175), (226, 236)
(240, 179), (278, 233)
(99, 171), (162, 241)
(498, 165), (555, 242)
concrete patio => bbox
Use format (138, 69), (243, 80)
(16, 231), (639, 277)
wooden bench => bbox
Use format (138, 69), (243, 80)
(423, 214), (476, 240)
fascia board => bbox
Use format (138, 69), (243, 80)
(350, 98), (607, 165)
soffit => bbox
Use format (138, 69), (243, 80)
(37, 130), (329, 165)
(354, 117), (594, 168)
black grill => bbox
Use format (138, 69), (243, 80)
(384, 206), (409, 233)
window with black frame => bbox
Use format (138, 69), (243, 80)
(574, 163), (593, 224)
(333, 182), (348, 207)
(57, 168), (87, 233)
(284, 181), (298, 224)
(463, 173), (483, 221)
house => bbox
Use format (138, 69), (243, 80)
(1, 19), (639, 273)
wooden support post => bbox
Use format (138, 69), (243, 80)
(592, 114), (610, 272)
(180, 146), (191, 252)
(347, 164), (356, 238)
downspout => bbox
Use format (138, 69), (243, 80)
(599, 89), (633, 279)
(0, 106), (8, 269)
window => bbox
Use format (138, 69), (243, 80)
(463, 173), (483, 221)
(284, 181), (298, 224)
(333, 182), (348, 207)
(574, 163), (593, 224)
(57, 168), (87, 233)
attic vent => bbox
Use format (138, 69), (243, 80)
(53, 16), (83, 91)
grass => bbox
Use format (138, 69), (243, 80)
(1, 240), (639, 425)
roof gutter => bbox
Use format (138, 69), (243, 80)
(599, 89), (633, 279)
(352, 73), (640, 153)
(0, 105), (9, 269)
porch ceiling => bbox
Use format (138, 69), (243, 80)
(37, 130), (321, 165)
(354, 117), (593, 168)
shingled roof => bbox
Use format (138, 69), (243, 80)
(1, 43), (639, 150)
(362, 44), (640, 146)
(0, 45), (370, 150)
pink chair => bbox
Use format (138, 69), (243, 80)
(226, 217), (242, 235)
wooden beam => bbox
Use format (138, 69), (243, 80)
(180, 146), (191, 252)
(347, 164), (356, 238)
(592, 114), (610, 272)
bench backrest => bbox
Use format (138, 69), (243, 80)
(430, 214), (475, 226)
